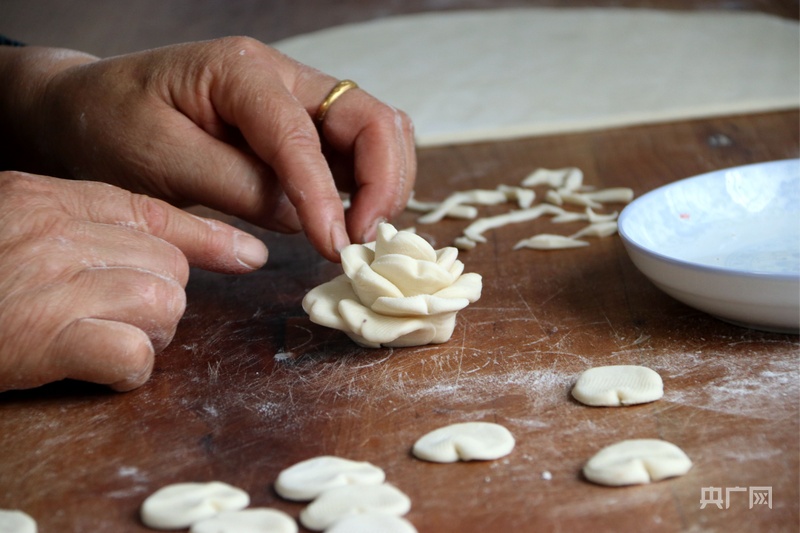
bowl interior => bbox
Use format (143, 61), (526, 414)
(619, 159), (800, 277)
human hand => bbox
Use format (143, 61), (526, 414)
(1, 38), (416, 262)
(0, 171), (268, 392)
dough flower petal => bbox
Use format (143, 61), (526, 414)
(371, 295), (470, 317)
(371, 254), (457, 296)
(302, 223), (483, 347)
(374, 223), (437, 262)
(351, 264), (404, 308)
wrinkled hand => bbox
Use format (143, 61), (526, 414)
(2, 38), (416, 261)
(0, 171), (268, 392)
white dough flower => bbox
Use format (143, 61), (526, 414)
(302, 223), (482, 347)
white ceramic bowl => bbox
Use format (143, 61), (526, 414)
(618, 159), (800, 334)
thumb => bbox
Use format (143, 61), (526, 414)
(51, 174), (269, 273)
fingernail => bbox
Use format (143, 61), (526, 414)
(234, 232), (268, 270)
(331, 223), (350, 254)
(362, 217), (387, 243)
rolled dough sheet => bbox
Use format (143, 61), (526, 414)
(272, 8), (800, 147)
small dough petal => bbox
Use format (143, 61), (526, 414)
(340, 244), (375, 279)
(375, 224), (437, 262)
(299, 484), (411, 532)
(0, 510), (37, 533)
(338, 299), (438, 345)
(302, 275), (358, 331)
(140, 481), (250, 530)
(432, 273), (483, 302)
(350, 265), (404, 308)
(370, 254), (456, 296)
(583, 439), (692, 486)
(434, 247), (460, 271)
(325, 514), (418, 533)
(370, 295), (469, 317)
(189, 509), (297, 533)
(572, 365), (664, 406)
(412, 422), (515, 463)
(274, 456), (385, 502)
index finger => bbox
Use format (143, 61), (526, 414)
(210, 50), (351, 261)
(312, 83), (417, 244)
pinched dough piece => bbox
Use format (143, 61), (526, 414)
(583, 439), (692, 486)
(274, 456), (386, 502)
(412, 422), (515, 463)
(190, 509), (297, 533)
(325, 514), (418, 533)
(0, 509), (37, 533)
(572, 365), (663, 406)
(140, 481), (250, 530)
(299, 484), (411, 532)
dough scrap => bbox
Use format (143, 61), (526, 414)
(273, 9), (799, 147)
(417, 189), (507, 224)
(569, 221), (619, 240)
(412, 422), (515, 463)
(411, 166), (628, 252)
(497, 185), (536, 209)
(514, 234), (589, 250)
(582, 187), (635, 204)
(551, 207), (618, 224)
(583, 439), (692, 486)
(274, 456), (386, 502)
(298, 484), (411, 532)
(140, 481), (250, 530)
(572, 365), (664, 406)
(522, 167), (584, 190)
(0, 509), (36, 533)
(462, 205), (563, 243)
(189, 509), (297, 533)
(547, 187), (635, 210)
(325, 514), (418, 533)
(406, 195), (478, 220)
(453, 236), (477, 250)
(302, 223), (482, 347)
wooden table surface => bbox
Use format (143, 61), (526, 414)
(2, 1), (799, 532)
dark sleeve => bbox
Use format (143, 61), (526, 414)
(0, 35), (25, 46)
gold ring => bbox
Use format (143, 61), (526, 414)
(315, 79), (359, 123)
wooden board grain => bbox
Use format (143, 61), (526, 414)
(1, 110), (797, 532)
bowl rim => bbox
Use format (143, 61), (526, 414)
(618, 158), (800, 283)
